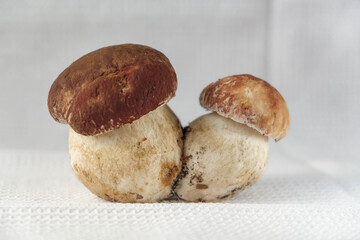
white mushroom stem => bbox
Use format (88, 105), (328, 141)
(175, 112), (269, 202)
(69, 105), (183, 203)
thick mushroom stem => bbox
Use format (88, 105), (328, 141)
(175, 112), (269, 202)
(69, 105), (183, 203)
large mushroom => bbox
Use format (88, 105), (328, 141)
(175, 74), (290, 202)
(48, 44), (183, 203)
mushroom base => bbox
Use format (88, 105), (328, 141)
(175, 112), (269, 202)
(69, 105), (183, 203)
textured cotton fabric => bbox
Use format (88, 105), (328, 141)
(1, 150), (359, 240)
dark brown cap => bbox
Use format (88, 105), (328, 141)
(48, 44), (177, 136)
(200, 74), (290, 140)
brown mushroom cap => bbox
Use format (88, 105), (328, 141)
(48, 44), (177, 136)
(200, 74), (289, 140)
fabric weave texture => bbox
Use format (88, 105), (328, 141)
(1, 150), (359, 240)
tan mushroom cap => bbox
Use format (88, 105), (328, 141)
(48, 44), (177, 136)
(200, 74), (290, 140)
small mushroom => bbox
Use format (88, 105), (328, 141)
(175, 74), (290, 202)
(48, 44), (183, 203)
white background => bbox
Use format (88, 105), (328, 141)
(1, 0), (359, 160)
(1, 1), (360, 239)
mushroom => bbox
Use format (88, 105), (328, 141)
(48, 44), (183, 203)
(175, 74), (290, 202)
